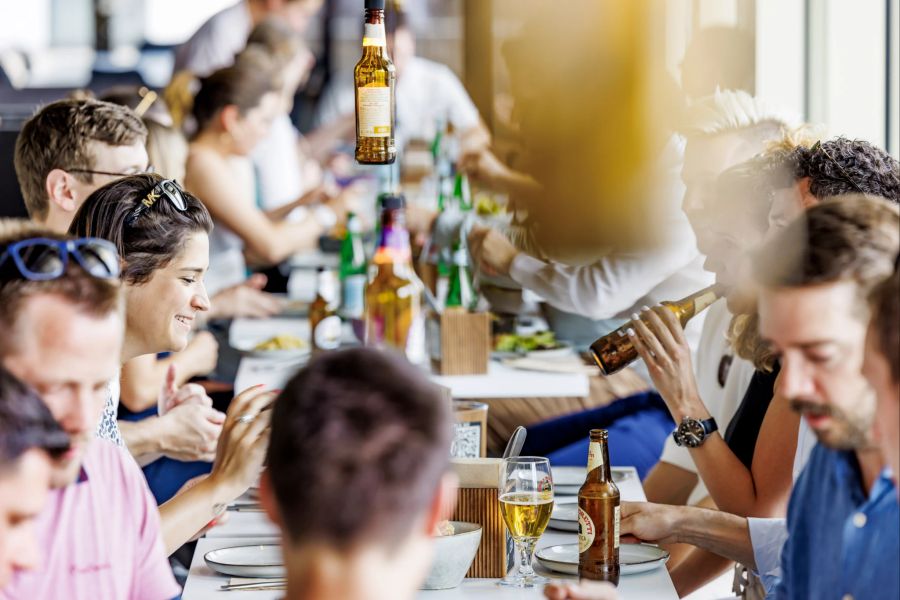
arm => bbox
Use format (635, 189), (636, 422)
(119, 334), (218, 413)
(667, 496), (735, 596)
(620, 501), (757, 568)
(158, 385), (273, 554)
(630, 307), (797, 517)
(185, 153), (325, 265)
(119, 401), (223, 466)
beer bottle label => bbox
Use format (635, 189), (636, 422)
(341, 274), (367, 319)
(578, 506), (595, 553)
(314, 315), (342, 350)
(357, 87), (391, 138)
(587, 441), (604, 472)
(614, 505), (620, 549)
(692, 289), (719, 315)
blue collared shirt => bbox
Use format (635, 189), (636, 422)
(775, 443), (899, 600)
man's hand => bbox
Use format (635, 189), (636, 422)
(627, 305), (707, 420)
(619, 501), (684, 546)
(468, 225), (519, 277)
(544, 581), (619, 600)
(208, 274), (285, 320)
(458, 147), (513, 190)
(207, 385), (275, 501)
(156, 402), (226, 462)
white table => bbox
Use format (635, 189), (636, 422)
(230, 317), (589, 400)
(182, 468), (677, 599)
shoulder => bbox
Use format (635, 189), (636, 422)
(410, 56), (461, 85)
(84, 440), (148, 495)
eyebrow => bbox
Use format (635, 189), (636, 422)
(178, 267), (206, 274)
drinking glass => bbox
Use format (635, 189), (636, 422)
(498, 456), (554, 587)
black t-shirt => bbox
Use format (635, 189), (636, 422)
(723, 362), (781, 470)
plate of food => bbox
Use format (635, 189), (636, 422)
(234, 334), (310, 359)
(536, 543), (669, 576)
(493, 331), (571, 359)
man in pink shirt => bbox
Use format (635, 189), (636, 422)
(0, 366), (70, 589)
(0, 220), (180, 599)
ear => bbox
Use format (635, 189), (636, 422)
(423, 472), (459, 536)
(45, 169), (79, 214)
(219, 105), (242, 135)
(797, 177), (817, 208)
(258, 471), (283, 529)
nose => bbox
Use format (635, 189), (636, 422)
(776, 354), (815, 401)
(55, 385), (99, 437)
(192, 283), (210, 312)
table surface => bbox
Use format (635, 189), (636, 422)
(230, 318), (589, 399)
(183, 468), (678, 599)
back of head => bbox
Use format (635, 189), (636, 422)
(0, 219), (121, 357)
(246, 17), (308, 68)
(792, 138), (900, 202)
(67, 174), (212, 286)
(267, 347), (452, 550)
(868, 266), (899, 382)
(0, 365), (70, 472)
(680, 89), (795, 147)
(14, 99), (147, 221)
(753, 195), (900, 304)
(192, 47), (280, 134)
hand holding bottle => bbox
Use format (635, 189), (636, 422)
(626, 305), (707, 420)
(468, 225), (519, 277)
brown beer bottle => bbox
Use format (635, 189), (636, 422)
(353, 0), (396, 165)
(589, 283), (724, 376)
(578, 429), (620, 584)
(309, 267), (342, 353)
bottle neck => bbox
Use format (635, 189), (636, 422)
(374, 209), (411, 263)
(666, 284), (723, 321)
(317, 271), (338, 305)
(586, 439), (612, 481)
(363, 10), (386, 48)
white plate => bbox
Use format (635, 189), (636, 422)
(548, 502), (579, 532)
(552, 466), (629, 495)
(233, 339), (311, 360)
(204, 544), (285, 578)
(536, 543), (669, 576)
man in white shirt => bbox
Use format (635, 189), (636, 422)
(174, 0), (323, 78)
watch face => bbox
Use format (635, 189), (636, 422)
(678, 418), (705, 447)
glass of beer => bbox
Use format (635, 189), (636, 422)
(498, 456), (554, 587)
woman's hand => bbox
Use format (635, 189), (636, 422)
(544, 581), (619, 600)
(627, 305), (708, 421)
(207, 385), (276, 502)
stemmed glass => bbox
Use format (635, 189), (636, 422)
(498, 456), (554, 587)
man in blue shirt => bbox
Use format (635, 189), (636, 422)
(581, 195), (899, 600)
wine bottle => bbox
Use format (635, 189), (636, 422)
(354, 0), (396, 165)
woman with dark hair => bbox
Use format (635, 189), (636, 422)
(69, 173), (273, 556)
(184, 48), (351, 295)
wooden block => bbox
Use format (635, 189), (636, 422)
(428, 310), (491, 375)
(452, 487), (512, 578)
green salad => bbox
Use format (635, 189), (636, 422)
(494, 331), (559, 353)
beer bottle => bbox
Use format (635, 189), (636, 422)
(578, 429), (620, 585)
(445, 238), (477, 311)
(354, 0), (396, 165)
(364, 194), (426, 362)
(589, 284), (724, 376)
(309, 267), (342, 353)
(452, 171), (472, 211)
(339, 212), (368, 321)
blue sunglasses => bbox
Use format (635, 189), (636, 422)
(0, 237), (120, 282)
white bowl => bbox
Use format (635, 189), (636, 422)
(421, 521), (483, 590)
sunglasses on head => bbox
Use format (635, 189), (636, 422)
(0, 237), (120, 282)
(125, 179), (188, 227)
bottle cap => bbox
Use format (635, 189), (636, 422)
(365, 0), (385, 9)
(380, 193), (406, 211)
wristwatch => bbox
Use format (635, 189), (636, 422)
(672, 416), (718, 448)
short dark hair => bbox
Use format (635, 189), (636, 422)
(793, 138), (900, 202)
(0, 365), (70, 473)
(67, 174), (213, 285)
(266, 348), (452, 549)
(0, 219), (122, 358)
(14, 99), (147, 221)
(192, 47), (280, 133)
(869, 267), (899, 382)
(754, 195), (899, 309)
